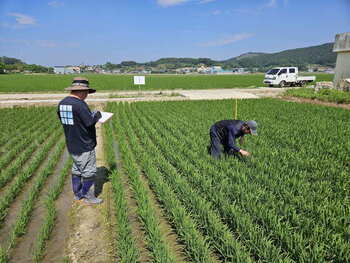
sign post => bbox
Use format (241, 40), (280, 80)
(133, 76), (145, 94)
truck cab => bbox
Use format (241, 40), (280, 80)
(264, 67), (315, 87)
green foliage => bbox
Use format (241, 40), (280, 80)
(32, 158), (72, 262)
(0, 56), (52, 73)
(0, 73), (333, 92)
(285, 88), (350, 104)
(0, 56), (24, 65)
(107, 99), (350, 262)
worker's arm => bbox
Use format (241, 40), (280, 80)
(228, 127), (250, 156)
(78, 105), (102, 127)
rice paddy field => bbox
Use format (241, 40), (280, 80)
(0, 73), (334, 93)
(0, 98), (349, 262)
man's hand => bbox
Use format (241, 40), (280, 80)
(239, 149), (251, 156)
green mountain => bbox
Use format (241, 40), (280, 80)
(230, 52), (267, 61)
(224, 43), (335, 68)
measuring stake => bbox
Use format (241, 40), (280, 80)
(234, 99), (238, 119)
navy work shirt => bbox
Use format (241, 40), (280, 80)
(57, 96), (101, 154)
(212, 120), (245, 152)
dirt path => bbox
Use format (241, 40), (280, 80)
(0, 88), (286, 108)
(66, 104), (115, 263)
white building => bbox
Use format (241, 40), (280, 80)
(53, 66), (80, 74)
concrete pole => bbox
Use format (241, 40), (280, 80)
(333, 32), (350, 90)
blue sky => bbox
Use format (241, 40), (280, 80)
(0, 0), (349, 66)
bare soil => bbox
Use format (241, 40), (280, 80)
(0, 88), (285, 108)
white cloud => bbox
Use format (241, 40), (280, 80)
(212, 10), (221, 15)
(8, 13), (36, 25)
(199, 33), (254, 47)
(48, 1), (64, 8)
(157, 0), (188, 7)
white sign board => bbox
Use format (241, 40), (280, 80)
(134, 76), (145, 85)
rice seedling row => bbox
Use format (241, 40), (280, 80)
(105, 98), (350, 262)
(0, 137), (65, 262)
(110, 107), (178, 263)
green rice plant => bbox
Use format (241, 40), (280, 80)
(284, 87), (350, 104)
(108, 102), (216, 263)
(1, 138), (65, 262)
(104, 122), (140, 263)
(127, 107), (255, 263)
(106, 98), (350, 262)
(0, 115), (55, 170)
(0, 73), (333, 93)
(0, 130), (62, 223)
(110, 109), (177, 263)
(141, 100), (348, 261)
(127, 103), (291, 262)
(0, 109), (47, 151)
(0, 120), (59, 188)
(32, 158), (72, 262)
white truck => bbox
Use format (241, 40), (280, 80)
(263, 67), (316, 87)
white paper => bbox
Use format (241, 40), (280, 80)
(98, 112), (114, 123)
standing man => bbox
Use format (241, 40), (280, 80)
(209, 120), (258, 159)
(57, 77), (103, 204)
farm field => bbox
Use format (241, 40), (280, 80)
(0, 73), (333, 93)
(104, 99), (350, 262)
(0, 98), (349, 262)
(0, 106), (70, 262)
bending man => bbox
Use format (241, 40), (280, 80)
(209, 119), (257, 159)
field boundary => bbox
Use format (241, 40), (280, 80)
(0, 88), (285, 108)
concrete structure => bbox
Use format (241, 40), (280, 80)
(333, 32), (350, 90)
(53, 66), (80, 74)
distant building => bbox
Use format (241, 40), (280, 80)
(210, 66), (223, 74)
(232, 68), (246, 74)
(53, 66), (80, 74)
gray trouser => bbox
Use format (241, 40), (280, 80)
(71, 149), (96, 179)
